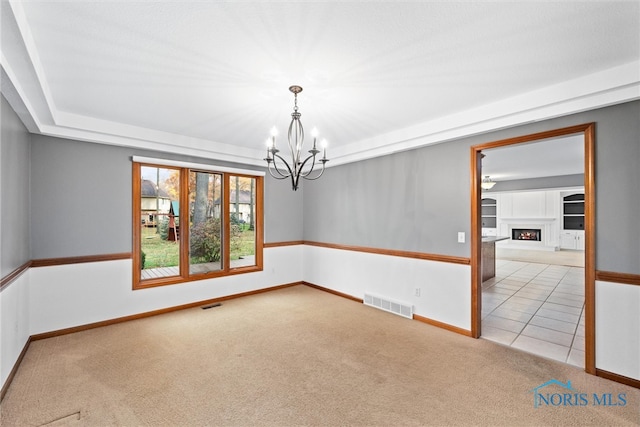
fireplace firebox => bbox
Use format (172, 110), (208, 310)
(512, 228), (542, 241)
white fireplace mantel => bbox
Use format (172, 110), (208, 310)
(497, 218), (559, 251)
(493, 191), (565, 251)
(500, 217), (556, 223)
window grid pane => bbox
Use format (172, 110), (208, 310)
(139, 166), (180, 280)
(230, 176), (257, 268)
(189, 171), (223, 274)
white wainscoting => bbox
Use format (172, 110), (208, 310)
(6, 246), (639, 391)
(595, 280), (640, 380)
(28, 246), (303, 336)
(0, 272), (30, 389)
(302, 245), (471, 331)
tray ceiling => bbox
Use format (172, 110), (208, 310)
(1, 1), (639, 168)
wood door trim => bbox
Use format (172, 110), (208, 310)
(470, 150), (482, 338)
(470, 123), (596, 374)
(583, 123), (596, 374)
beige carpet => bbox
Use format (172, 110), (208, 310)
(496, 248), (585, 267)
(1, 285), (637, 426)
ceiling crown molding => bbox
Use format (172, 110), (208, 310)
(2, 1), (639, 168)
(329, 61), (640, 166)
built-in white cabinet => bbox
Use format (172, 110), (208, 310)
(486, 188), (585, 251)
(481, 198), (497, 236)
(497, 191), (559, 219)
(577, 232), (585, 251)
(482, 228), (497, 237)
(562, 192), (585, 231)
(560, 230), (585, 250)
(495, 191), (560, 249)
(559, 192), (585, 250)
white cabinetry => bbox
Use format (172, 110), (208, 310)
(497, 191), (559, 220)
(562, 192), (585, 231)
(489, 188), (584, 251)
(481, 197), (497, 236)
(560, 192), (585, 251)
(496, 191), (560, 250)
(560, 230), (585, 250)
(577, 232), (585, 251)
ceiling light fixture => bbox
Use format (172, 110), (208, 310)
(264, 85), (328, 191)
(481, 175), (496, 190)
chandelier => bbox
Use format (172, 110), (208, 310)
(264, 85), (328, 191)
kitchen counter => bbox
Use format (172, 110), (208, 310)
(482, 236), (509, 282)
(482, 236), (509, 243)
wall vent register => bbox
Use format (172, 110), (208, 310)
(364, 293), (413, 319)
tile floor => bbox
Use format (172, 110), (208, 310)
(481, 258), (585, 368)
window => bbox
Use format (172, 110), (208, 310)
(132, 158), (263, 289)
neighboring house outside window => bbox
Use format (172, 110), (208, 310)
(140, 179), (172, 228)
(132, 159), (263, 290)
(216, 189), (255, 225)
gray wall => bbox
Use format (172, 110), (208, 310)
(30, 136), (131, 258)
(303, 138), (470, 256)
(304, 100), (640, 275)
(8, 99), (640, 274)
(593, 101), (640, 274)
(29, 134), (303, 259)
(1, 95), (30, 277)
(264, 174), (303, 243)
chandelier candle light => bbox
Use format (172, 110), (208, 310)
(264, 85), (328, 191)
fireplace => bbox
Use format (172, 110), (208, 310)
(500, 218), (556, 251)
(512, 228), (542, 241)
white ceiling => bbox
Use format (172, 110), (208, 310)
(481, 134), (585, 182)
(2, 1), (639, 169)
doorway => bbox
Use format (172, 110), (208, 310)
(470, 123), (595, 374)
